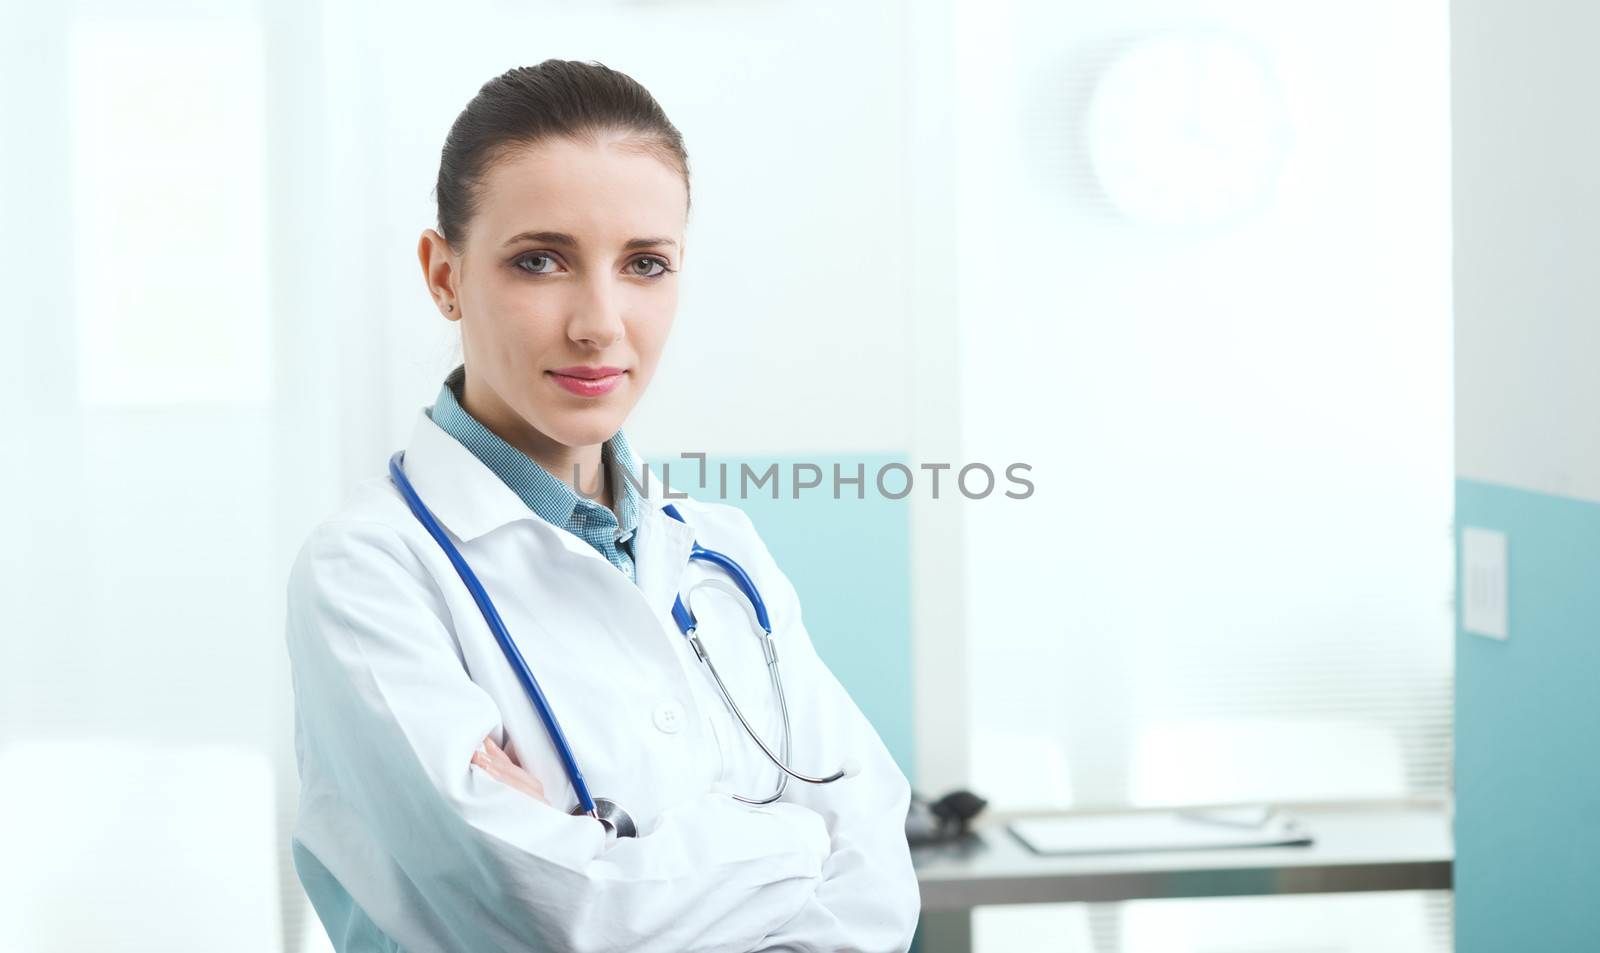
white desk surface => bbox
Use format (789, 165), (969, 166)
(911, 801), (1453, 912)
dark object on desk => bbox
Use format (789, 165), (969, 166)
(907, 789), (989, 846)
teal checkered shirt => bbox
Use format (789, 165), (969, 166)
(427, 365), (645, 583)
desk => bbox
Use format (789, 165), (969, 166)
(911, 802), (1452, 952)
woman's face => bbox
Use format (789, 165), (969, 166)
(419, 132), (687, 452)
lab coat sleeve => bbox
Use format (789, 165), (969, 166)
(285, 519), (831, 953)
(725, 509), (923, 953)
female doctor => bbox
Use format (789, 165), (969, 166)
(284, 59), (920, 952)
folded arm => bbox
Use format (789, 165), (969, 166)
(287, 520), (832, 953)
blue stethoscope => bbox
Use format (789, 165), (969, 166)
(388, 451), (852, 839)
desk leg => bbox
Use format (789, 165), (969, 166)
(913, 909), (973, 953)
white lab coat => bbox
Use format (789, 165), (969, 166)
(284, 407), (920, 952)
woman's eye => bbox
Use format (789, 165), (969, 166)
(629, 257), (669, 278)
(514, 253), (560, 275)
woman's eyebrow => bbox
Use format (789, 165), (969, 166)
(501, 230), (678, 251)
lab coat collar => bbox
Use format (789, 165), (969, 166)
(631, 488), (698, 623)
(400, 408), (699, 614)
(401, 408), (540, 544)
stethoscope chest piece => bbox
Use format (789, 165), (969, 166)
(573, 797), (638, 840)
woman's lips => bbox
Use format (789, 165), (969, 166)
(547, 366), (625, 397)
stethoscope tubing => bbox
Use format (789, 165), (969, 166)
(388, 451), (601, 817)
(388, 452), (849, 828)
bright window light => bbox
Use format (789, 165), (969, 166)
(70, 16), (269, 406)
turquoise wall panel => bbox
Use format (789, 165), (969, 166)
(1456, 478), (1600, 951)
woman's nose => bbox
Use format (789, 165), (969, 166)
(567, 278), (626, 349)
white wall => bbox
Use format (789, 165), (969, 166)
(1452, 0), (1600, 503)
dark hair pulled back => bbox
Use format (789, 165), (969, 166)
(434, 59), (690, 249)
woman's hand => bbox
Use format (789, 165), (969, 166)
(471, 734), (548, 804)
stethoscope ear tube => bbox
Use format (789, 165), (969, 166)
(681, 576), (856, 797)
(388, 452), (603, 819)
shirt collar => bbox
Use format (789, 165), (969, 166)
(398, 409), (532, 544)
(399, 399), (699, 617)
(425, 365), (643, 538)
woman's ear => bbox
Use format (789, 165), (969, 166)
(417, 228), (461, 320)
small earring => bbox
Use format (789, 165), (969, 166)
(444, 302), (454, 312)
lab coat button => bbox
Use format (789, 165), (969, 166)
(652, 701), (685, 734)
